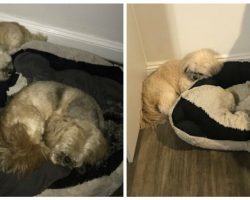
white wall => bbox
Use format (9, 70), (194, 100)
(133, 4), (250, 69)
(0, 4), (123, 62)
(127, 5), (147, 162)
(170, 4), (247, 59)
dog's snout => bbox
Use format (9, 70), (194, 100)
(61, 154), (77, 168)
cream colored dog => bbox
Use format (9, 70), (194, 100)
(141, 49), (223, 129)
(0, 81), (107, 174)
(0, 21), (47, 52)
(0, 21), (47, 81)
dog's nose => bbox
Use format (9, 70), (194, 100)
(193, 75), (199, 80)
(63, 156), (72, 165)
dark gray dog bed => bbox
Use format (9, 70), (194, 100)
(0, 42), (123, 196)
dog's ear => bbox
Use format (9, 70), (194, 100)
(210, 62), (223, 76)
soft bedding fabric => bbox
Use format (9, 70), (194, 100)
(181, 84), (250, 131)
(13, 50), (123, 110)
(227, 81), (250, 114)
(0, 163), (70, 196)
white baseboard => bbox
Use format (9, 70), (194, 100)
(146, 53), (250, 75)
(0, 12), (123, 63)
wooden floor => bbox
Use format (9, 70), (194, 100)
(127, 121), (250, 196)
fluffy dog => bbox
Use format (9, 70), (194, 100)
(0, 21), (47, 81)
(0, 21), (47, 53)
(141, 49), (223, 129)
(0, 81), (107, 174)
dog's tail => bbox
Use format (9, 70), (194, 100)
(0, 123), (48, 174)
(30, 32), (48, 41)
(31, 33), (48, 41)
(20, 24), (48, 42)
(140, 97), (166, 129)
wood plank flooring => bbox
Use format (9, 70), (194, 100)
(127, 121), (250, 196)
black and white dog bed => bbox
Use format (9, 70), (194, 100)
(0, 41), (123, 196)
(170, 61), (250, 152)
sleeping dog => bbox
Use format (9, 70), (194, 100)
(0, 81), (107, 174)
(0, 21), (47, 81)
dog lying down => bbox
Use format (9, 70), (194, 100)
(0, 21), (47, 53)
(0, 21), (47, 81)
(181, 82), (250, 131)
(141, 48), (223, 129)
(0, 81), (108, 174)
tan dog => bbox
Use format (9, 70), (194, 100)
(141, 49), (223, 129)
(0, 21), (47, 52)
(0, 21), (47, 81)
(0, 81), (107, 174)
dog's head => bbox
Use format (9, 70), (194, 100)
(182, 49), (223, 81)
(0, 50), (13, 81)
(44, 115), (108, 169)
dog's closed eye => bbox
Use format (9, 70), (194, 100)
(185, 69), (206, 81)
(184, 66), (189, 73)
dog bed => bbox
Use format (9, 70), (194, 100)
(169, 61), (250, 151)
(0, 41), (123, 196)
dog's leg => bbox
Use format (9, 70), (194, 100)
(158, 89), (178, 116)
(179, 76), (193, 93)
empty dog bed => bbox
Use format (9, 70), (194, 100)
(0, 41), (123, 196)
(169, 61), (250, 151)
